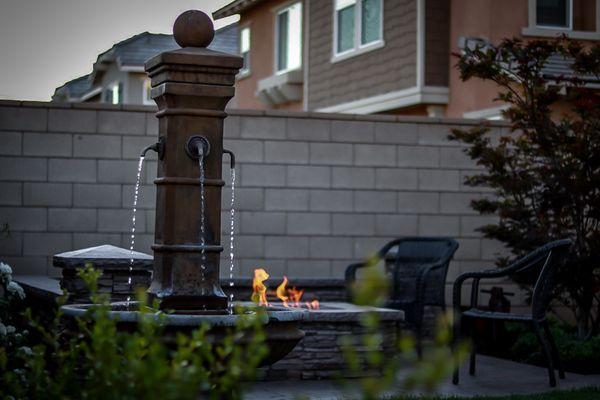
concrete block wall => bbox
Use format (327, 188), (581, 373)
(0, 101), (520, 304)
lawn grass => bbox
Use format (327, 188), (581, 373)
(393, 387), (600, 399)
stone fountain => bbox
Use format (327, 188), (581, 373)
(61, 10), (306, 366)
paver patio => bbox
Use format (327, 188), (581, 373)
(244, 355), (600, 399)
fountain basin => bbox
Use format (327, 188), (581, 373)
(60, 301), (307, 366)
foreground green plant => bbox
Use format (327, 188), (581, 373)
(0, 262), (29, 382)
(342, 257), (468, 399)
(0, 265), (268, 400)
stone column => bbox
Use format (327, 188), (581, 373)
(144, 11), (242, 311)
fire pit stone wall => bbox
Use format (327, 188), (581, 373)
(260, 302), (404, 380)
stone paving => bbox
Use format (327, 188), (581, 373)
(243, 355), (600, 399)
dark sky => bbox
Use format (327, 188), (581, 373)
(0, 0), (236, 101)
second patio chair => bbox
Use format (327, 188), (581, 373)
(452, 239), (572, 387)
(345, 237), (459, 354)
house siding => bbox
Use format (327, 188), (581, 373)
(425, 0), (450, 87)
(307, 0), (417, 110)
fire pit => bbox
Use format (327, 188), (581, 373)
(245, 268), (404, 379)
(60, 9), (305, 367)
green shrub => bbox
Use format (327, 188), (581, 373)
(0, 265), (268, 400)
(0, 261), (29, 386)
(507, 319), (600, 373)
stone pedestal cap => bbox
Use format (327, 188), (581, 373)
(53, 245), (153, 271)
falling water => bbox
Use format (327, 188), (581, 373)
(227, 168), (236, 314)
(198, 153), (207, 281)
(127, 156), (145, 303)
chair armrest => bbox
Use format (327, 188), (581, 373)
(453, 271), (486, 313)
(345, 262), (370, 302)
(345, 262), (368, 285)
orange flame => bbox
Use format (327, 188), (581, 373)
(251, 268), (320, 310)
(306, 300), (320, 309)
(276, 276), (289, 306)
(251, 268), (269, 305)
(288, 287), (304, 307)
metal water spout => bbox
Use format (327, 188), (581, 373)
(144, 10), (242, 311)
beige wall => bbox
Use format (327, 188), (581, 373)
(0, 100), (534, 307)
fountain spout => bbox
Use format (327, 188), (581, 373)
(140, 137), (165, 159)
(185, 135), (211, 160)
(223, 149), (236, 169)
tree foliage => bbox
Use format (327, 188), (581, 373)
(449, 38), (600, 339)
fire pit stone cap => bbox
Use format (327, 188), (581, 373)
(302, 301), (404, 323)
(60, 301), (308, 328)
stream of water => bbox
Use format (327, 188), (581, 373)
(198, 153), (207, 281)
(227, 168), (236, 314)
(127, 155), (145, 303)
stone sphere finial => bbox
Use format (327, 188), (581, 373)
(173, 10), (215, 48)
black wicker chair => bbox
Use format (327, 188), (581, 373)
(346, 237), (459, 354)
(452, 239), (572, 387)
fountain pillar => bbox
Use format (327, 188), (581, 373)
(144, 11), (242, 311)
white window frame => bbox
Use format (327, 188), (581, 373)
(239, 25), (251, 79)
(142, 78), (153, 105)
(523, 0), (600, 40)
(332, 0), (384, 64)
(534, 0), (573, 30)
(104, 81), (121, 105)
(274, 1), (303, 75)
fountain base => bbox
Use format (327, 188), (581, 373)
(60, 301), (307, 367)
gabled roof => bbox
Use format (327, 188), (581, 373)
(52, 23), (238, 102)
(90, 24), (238, 83)
(52, 74), (95, 102)
(213, 0), (265, 19)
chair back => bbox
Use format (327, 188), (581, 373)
(530, 239), (572, 320)
(388, 237), (459, 306)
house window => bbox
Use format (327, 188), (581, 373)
(239, 26), (251, 76)
(104, 82), (122, 104)
(536, 0), (571, 29)
(334, 0), (383, 57)
(276, 2), (302, 73)
(142, 78), (153, 105)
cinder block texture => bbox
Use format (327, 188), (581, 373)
(0, 132), (22, 155)
(24, 183), (72, 206)
(24, 133), (72, 157)
(0, 157), (46, 181)
(98, 111), (145, 135)
(49, 159), (96, 182)
(49, 109), (95, 133)
(74, 134), (121, 158)
(0, 182), (22, 205)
